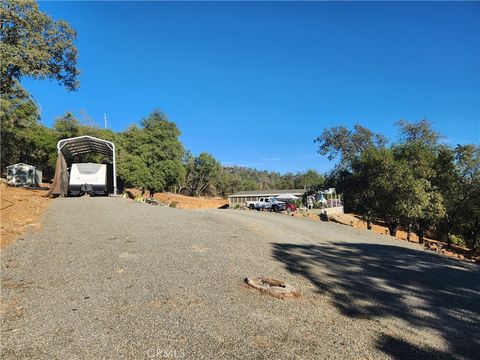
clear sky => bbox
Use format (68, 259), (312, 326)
(26, 1), (479, 173)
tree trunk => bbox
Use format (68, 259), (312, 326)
(387, 222), (398, 237)
(445, 217), (454, 249)
(473, 218), (479, 251)
(417, 227), (424, 244)
(407, 223), (411, 242)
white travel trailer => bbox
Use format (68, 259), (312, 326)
(69, 163), (107, 196)
(49, 136), (117, 197)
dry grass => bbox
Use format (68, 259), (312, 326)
(0, 183), (50, 249)
(126, 189), (228, 209)
(329, 212), (478, 262)
(329, 213), (420, 240)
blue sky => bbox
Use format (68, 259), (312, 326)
(26, 1), (479, 173)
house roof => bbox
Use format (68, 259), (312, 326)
(228, 189), (306, 198)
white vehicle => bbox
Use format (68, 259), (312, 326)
(69, 163), (107, 196)
(248, 197), (286, 212)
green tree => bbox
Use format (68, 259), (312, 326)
(1, 0), (80, 177)
(0, 0), (79, 94)
(395, 119), (440, 180)
(295, 169), (324, 189)
(416, 190), (445, 244)
(434, 145), (480, 248)
(314, 124), (387, 170)
(353, 147), (412, 236)
(190, 153), (221, 196)
(25, 123), (57, 178)
(178, 150), (195, 194)
(394, 120), (444, 242)
(348, 146), (439, 238)
(53, 112), (81, 139)
(117, 110), (185, 196)
(317, 121), (450, 242)
(397, 119), (441, 148)
(0, 81), (39, 170)
(278, 172), (295, 189)
(460, 176), (480, 250)
(213, 166), (326, 196)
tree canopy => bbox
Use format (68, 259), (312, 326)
(1, 0), (80, 177)
(314, 124), (387, 170)
(117, 110), (185, 196)
(0, 0), (79, 94)
(317, 120), (479, 250)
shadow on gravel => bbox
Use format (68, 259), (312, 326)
(271, 242), (480, 360)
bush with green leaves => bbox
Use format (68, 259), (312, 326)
(450, 234), (466, 247)
(116, 110), (185, 196)
(316, 120), (479, 249)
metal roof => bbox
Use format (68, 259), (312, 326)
(57, 135), (114, 159)
(228, 189), (306, 198)
(56, 135), (118, 195)
(6, 163), (36, 169)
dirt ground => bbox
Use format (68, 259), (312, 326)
(0, 183), (50, 249)
(329, 213), (423, 241)
(328, 212), (478, 262)
(125, 189), (228, 209)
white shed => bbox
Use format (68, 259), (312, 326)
(6, 163), (42, 187)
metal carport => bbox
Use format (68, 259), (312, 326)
(48, 135), (117, 197)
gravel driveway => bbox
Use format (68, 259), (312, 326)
(1, 197), (479, 359)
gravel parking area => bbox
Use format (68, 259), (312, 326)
(1, 197), (479, 359)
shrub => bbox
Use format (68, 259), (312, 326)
(450, 234), (466, 247)
(234, 204), (241, 209)
(169, 201), (177, 208)
(313, 200), (323, 209)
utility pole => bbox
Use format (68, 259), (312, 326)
(104, 113), (108, 129)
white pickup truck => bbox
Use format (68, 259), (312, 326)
(247, 197), (286, 212)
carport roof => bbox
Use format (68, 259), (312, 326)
(57, 135), (114, 159)
(228, 189), (306, 198)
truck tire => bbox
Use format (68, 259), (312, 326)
(272, 205), (278, 213)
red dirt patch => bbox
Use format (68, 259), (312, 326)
(0, 183), (50, 249)
(126, 189), (228, 209)
(329, 213), (479, 263)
